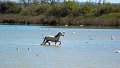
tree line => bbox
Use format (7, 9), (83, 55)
(0, 2), (120, 27)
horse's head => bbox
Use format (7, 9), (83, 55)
(58, 32), (64, 36)
(55, 32), (64, 37)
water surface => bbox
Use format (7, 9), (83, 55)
(0, 25), (120, 68)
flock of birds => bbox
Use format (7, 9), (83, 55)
(67, 31), (115, 40)
(16, 31), (120, 54)
(17, 48), (31, 51)
(66, 31), (120, 53)
(16, 47), (39, 56)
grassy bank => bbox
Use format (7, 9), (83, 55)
(0, 14), (120, 27)
(0, 2), (120, 27)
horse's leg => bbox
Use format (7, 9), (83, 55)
(41, 37), (46, 45)
(48, 41), (50, 45)
(59, 41), (61, 45)
(44, 40), (50, 45)
(44, 40), (47, 45)
(55, 42), (57, 45)
(46, 40), (50, 45)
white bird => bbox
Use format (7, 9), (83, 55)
(28, 48), (31, 51)
(80, 25), (84, 27)
(110, 36), (114, 40)
(65, 25), (68, 26)
(42, 34), (44, 39)
(115, 50), (120, 53)
(72, 32), (75, 34)
(17, 48), (19, 51)
(89, 34), (93, 40)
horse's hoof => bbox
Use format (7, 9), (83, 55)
(40, 44), (42, 45)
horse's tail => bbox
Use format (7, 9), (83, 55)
(42, 34), (44, 39)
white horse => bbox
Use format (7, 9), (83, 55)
(41, 32), (64, 45)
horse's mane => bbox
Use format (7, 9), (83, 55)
(55, 33), (60, 37)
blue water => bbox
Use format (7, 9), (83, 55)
(0, 25), (120, 68)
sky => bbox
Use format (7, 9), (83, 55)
(77, 0), (120, 3)
(10, 0), (120, 3)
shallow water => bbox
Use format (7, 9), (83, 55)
(0, 25), (120, 68)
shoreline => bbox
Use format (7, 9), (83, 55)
(0, 24), (120, 29)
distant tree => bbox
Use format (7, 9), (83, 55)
(35, 4), (51, 15)
(7, 3), (22, 14)
(49, 4), (62, 17)
(0, 2), (22, 14)
(79, 3), (94, 16)
(19, 0), (41, 6)
(20, 5), (37, 16)
(94, 4), (115, 16)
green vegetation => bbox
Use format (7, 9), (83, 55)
(0, 2), (120, 27)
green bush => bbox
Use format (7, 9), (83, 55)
(1, 2), (120, 27)
(0, 2), (22, 14)
(94, 4), (116, 16)
(36, 4), (51, 15)
(20, 5), (37, 16)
